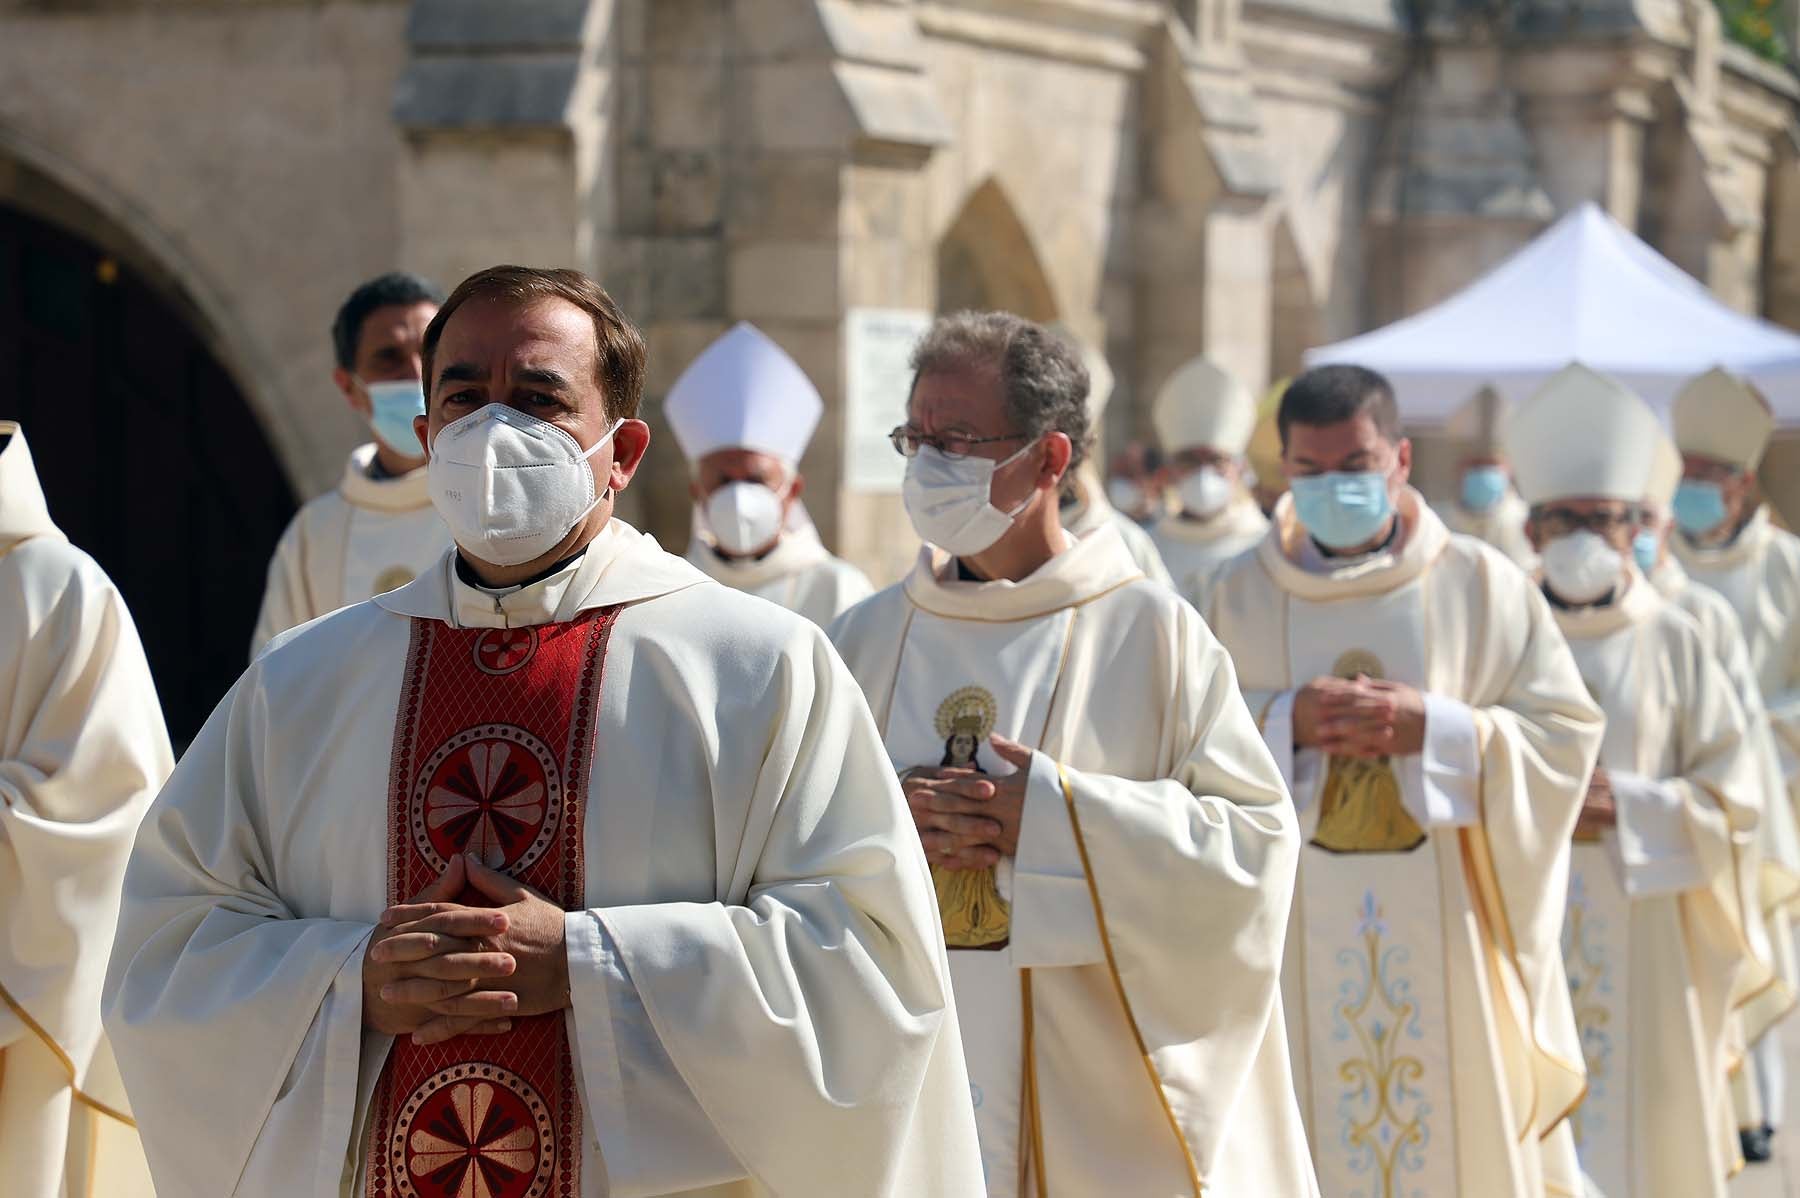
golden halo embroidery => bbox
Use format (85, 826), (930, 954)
(474, 628), (539, 676)
(929, 686), (1010, 949)
(1312, 650), (1426, 854)
(390, 1064), (556, 1198)
(374, 566), (417, 596)
(410, 725), (563, 874)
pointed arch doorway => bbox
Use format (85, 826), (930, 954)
(0, 198), (295, 747)
(937, 180), (1061, 321)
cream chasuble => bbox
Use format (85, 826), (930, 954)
(1149, 494), (1269, 606)
(1059, 463), (1173, 586)
(1439, 490), (1539, 573)
(252, 441), (450, 656)
(830, 525), (1318, 1198)
(683, 528), (873, 627)
(105, 520), (982, 1198)
(0, 423), (170, 1198)
(1553, 577), (1769, 1197)
(1205, 490), (1604, 1198)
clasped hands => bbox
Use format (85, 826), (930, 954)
(1292, 674), (1427, 758)
(903, 734), (1033, 871)
(362, 853), (571, 1046)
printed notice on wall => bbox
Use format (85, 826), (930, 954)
(844, 308), (932, 493)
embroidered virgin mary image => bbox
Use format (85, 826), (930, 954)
(930, 687), (1010, 948)
(1310, 650), (1428, 854)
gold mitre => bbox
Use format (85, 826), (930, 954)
(1152, 354), (1257, 456)
(1673, 367), (1773, 471)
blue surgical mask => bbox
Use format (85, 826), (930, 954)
(363, 378), (427, 457)
(1290, 471), (1394, 551)
(1672, 480), (1729, 537)
(1460, 466), (1508, 513)
(1632, 529), (1660, 574)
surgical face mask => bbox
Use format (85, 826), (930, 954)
(705, 481), (786, 556)
(1672, 479), (1730, 537)
(1176, 466), (1234, 519)
(363, 378), (427, 458)
(1632, 529), (1661, 574)
(1107, 477), (1146, 514)
(1541, 531), (1624, 605)
(1460, 466), (1508, 514)
(1289, 471), (1394, 552)
(428, 403), (620, 567)
(902, 440), (1039, 557)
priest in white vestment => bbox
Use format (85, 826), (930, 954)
(1669, 368), (1800, 1159)
(106, 267), (982, 1198)
(664, 322), (872, 626)
(1507, 366), (1770, 1197)
(1204, 364), (1605, 1198)
(1436, 386), (1537, 571)
(1052, 330), (1174, 586)
(831, 311), (1318, 1197)
(1145, 354), (1270, 603)
(252, 272), (451, 655)
(1, 423), (170, 1198)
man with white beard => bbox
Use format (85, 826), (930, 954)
(0, 422), (170, 1196)
(1145, 353), (1269, 602)
(830, 310), (1318, 1197)
(1203, 363), (1604, 1198)
(105, 266), (982, 1198)
(1510, 365), (1769, 1198)
(666, 322), (872, 626)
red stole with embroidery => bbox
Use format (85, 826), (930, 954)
(365, 610), (615, 1198)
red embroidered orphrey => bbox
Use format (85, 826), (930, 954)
(366, 610), (617, 1198)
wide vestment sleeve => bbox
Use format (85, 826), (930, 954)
(103, 660), (379, 1198)
(1044, 602), (1303, 1181)
(0, 541), (172, 1157)
(579, 622), (983, 1197)
(1458, 567), (1603, 1140)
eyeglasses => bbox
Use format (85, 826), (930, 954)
(1532, 507), (1640, 538)
(889, 426), (1030, 460)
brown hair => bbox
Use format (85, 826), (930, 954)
(422, 265), (647, 420)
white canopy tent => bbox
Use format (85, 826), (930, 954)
(1305, 202), (1800, 424)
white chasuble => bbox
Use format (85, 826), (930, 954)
(1060, 464), (1174, 587)
(683, 529), (873, 628)
(1205, 490), (1605, 1198)
(0, 424), (171, 1198)
(252, 442), (450, 657)
(831, 525), (1320, 1198)
(105, 521), (984, 1198)
(1554, 581), (1769, 1198)
(1437, 490), (1539, 574)
(1149, 495), (1269, 606)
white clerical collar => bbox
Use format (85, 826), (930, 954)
(1296, 517), (1405, 576)
(339, 443), (431, 513)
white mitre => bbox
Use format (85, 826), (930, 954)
(664, 322), (823, 465)
(1445, 386), (1509, 457)
(1672, 367), (1774, 471)
(1506, 363), (1662, 505)
(1645, 432), (1683, 510)
(1152, 356), (1256, 455)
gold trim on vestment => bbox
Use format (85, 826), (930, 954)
(1056, 762), (1205, 1196)
(0, 981), (135, 1127)
(1018, 970), (1047, 1198)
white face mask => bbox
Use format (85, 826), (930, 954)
(1176, 466), (1234, 518)
(1107, 477), (1146, 514)
(705, 480), (786, 556)
(1540, 531), (1624, 605)
(902, 440), (1039, 557)
(428, 403), (620, 567)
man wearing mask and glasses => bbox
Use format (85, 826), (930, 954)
(251, 271), (451, 656)
(829, 311), (1317, 1198)
(664, 323), (872, 626)
(1203, 364), (1603, 1198)
(1668, 367), (1800, 1161)
(1513, 365), (1770, 1198)
(106, 266), (982, 1198)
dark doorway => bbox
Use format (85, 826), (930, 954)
(0, 203), (296, 748)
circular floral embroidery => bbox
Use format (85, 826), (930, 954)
(392, 1064), (555, 1198)
(411, 726), (562, 873)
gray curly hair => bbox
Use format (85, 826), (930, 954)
(907, 311), (1093, 470)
